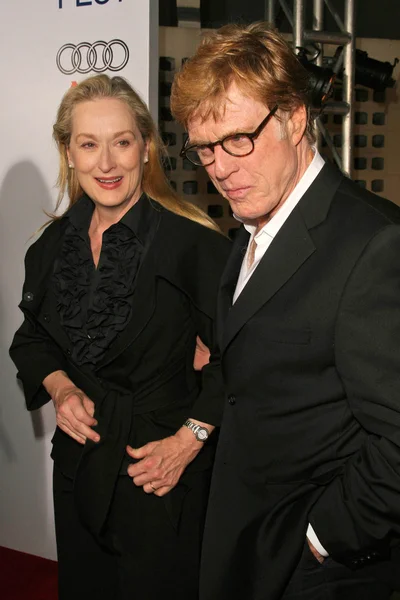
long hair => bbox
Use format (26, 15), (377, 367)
(52, 74), (219, 231)
(171, 22), (314, 143)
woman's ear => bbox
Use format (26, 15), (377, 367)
(66, 147), (73, 168)
(144, 140), (150, 164)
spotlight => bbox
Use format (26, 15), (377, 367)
(297, 49), (336, 108)
(335, 48), (398, 92)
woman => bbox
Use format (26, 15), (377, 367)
(9, 75), (230, 600)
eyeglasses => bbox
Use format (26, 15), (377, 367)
(180, 105), (279, 167)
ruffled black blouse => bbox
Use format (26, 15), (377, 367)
(52, 194), (151, 366)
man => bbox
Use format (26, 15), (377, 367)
(170, 22), (400, 600)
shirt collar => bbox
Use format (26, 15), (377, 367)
(63, 192), (156, 246)
(235, 149), (325, 241)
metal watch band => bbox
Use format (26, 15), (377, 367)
(183, 419), (210, 442)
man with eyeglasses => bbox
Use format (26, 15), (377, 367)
(171, 21), (400, 600)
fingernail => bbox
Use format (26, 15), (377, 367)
(94, 436), (100, 442)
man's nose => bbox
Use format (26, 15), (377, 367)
(212, 145), (239, 180)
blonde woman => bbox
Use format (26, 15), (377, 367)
(10, 75), (230, 600)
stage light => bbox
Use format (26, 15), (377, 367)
(297, 49), (336, 108)
(335, 48), (398, 92)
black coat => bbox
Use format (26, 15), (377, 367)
(10, 198), (231, 539)
(200, 162), (400, 600)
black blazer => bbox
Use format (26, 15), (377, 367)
(10, 197), (231, 538)
(200, 163), (400, 600)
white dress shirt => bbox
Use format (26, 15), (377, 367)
(233, 149), (329, 557)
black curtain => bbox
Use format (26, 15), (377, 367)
(160, 0), (178, 27)
(200, 0), (400, 40)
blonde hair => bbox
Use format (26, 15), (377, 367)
(52, 74), (219, 231)
(171, 22), (315, 144)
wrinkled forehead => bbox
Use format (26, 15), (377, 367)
(187, 86), (269, 140)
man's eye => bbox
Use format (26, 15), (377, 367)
(229, 134), (249, 145)
(118, 139), (130, 147)
(197, 145), (213, 156)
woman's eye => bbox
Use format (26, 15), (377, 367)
(81, 142), (95, 149)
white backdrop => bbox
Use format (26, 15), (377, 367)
(0, 0), (158, 560)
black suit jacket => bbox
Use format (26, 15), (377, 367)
(200, 163), (400, 600)
(10, 197), (231, 539)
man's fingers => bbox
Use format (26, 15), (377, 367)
(131, 470), (163, 487)
(126, 443), (154, 459)
(153, 485), (172, 497)
(142, 482), (172, 496)
(127, 454), (161, 479)
(82, 397), (95, 418)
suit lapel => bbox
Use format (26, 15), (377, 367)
(219, 161), (344, 354)
(221, 207), (315, 352)
(217, 226), (249, 348)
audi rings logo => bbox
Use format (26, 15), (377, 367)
(56, 40), (129, 75)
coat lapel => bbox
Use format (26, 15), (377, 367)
(219, 161), (344, 354)
(216, 226), (249, 347)
(221, 207), (315, 353)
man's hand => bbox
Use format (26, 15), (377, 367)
(43, 370), (99, 445)
(307, 538), (325, 564)
(126, 425), (206, 496)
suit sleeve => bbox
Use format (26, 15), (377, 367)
(187, 233), (231, 426)
(189, 311), (225, 427)
(9, 246), (68, 411)
(309, 224), (400, 567)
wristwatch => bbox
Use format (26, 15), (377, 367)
(183, 419), (210, 442)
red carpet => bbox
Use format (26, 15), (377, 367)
(0, 546), (58, 600)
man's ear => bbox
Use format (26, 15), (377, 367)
(288, 105), (308, 146)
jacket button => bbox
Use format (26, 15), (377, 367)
(23, 292), (34, 302)
(43, 314), (50, 322)
(66, 349), (71, 356)
(228, 394), (236, 405)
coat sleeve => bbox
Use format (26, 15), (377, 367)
(189, 313), (225, 427)
(9, 244), (68, 411)
(308, 223), (400, 567)
(185, 231), (231, 427)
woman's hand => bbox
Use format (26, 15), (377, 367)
(193, 336), (210, 371)
(43, 370), (99, 445)
(126, 423), (210, 496)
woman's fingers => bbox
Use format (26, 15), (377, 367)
(56, 391), (99, 443)
(57, 421), (86, 445)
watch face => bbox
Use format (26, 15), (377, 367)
(197, 428), (208, 441)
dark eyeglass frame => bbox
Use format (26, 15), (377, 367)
(180, 104), (279, 167)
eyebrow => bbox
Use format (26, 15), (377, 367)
(75, 130), (135, 141)
(188, 125), (256, 147)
